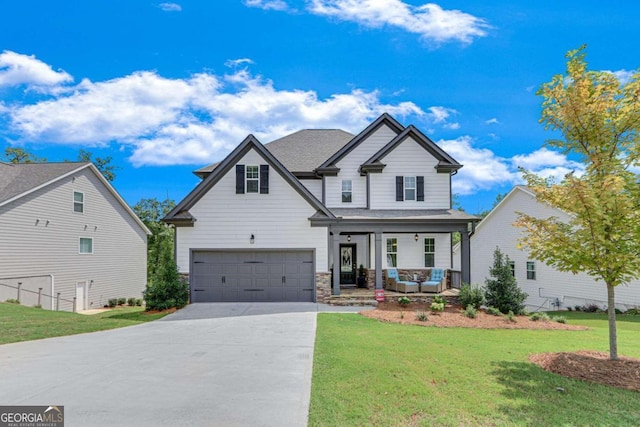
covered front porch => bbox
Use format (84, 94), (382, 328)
(311, 208), (478, 297)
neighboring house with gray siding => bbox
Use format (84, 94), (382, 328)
(165, 113), (478, 303)
(456, 186), (640, 311)
(0, 162), (150, 311)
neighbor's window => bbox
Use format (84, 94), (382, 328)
(404, 177), (416, 201)
(79, 237), (93, 254)
(341, 180), (352, 203)
(245, 166), (259, 193)
(509, 261), (515, 277)
(424, 238), (435, 267)
(386, 238), (398, 267)
(526, 261), (536, 280)
(74, 191), (84, 213)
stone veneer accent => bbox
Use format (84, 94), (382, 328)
(315, 272), (332, 303)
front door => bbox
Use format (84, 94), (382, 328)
(339, 244), (357, 285)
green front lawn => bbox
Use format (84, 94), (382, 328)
(0, 302), (169, 345)
(309, 312), (640, 426)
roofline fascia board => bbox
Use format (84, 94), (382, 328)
(317, 113), (405, 170)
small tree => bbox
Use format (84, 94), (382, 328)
(143, 251), (189, 311)
(485, 247), (527, 314)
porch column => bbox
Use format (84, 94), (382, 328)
(331, 232), (341, 296)
(375, 232), (383, 289)
(461, 231), (471, 284)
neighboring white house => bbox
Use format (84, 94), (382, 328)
(459, 185), (640, 311)
(0, 162), (151, 311)
(164, 113), (478, 302)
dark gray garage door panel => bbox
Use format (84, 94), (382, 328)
(191, 250), (315, 302)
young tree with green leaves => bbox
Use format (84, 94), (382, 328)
(516, 46), (640, 360)
(484, 247), (527, 314)
(133, 198), (176, 282)
(77, 149), (119, 182)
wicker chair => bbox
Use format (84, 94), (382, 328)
(385, 268), (419, 293)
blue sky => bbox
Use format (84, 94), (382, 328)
(1, 1), (638, 213)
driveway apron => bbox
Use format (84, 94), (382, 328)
(0, 303), (335, 427)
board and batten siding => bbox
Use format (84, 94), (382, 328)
(325, 124), (399, 208)
(370, 137), (450, 210)
(176, 149), (328, 274)
(374, 233), (451, 269)
(470, 187), (640, 310)
(0, 168), (148, 311)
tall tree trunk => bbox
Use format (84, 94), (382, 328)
(606, 283), (618, 360)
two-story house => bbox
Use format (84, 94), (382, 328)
(164, 113), (478, 303)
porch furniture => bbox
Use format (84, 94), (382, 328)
(385, 268), (419, 293)
(420, 268), (446, 293)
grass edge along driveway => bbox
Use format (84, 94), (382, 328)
(309, 312), (640, 427)
(0, 302), (168, 345)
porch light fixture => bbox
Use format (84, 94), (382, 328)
(250, 234), (255, 244)
(414, 233), (419, 241)
(347, 234), (351, 242)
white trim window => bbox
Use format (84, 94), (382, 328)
(404, 177), (416, 201)
(424, 238), (435, 267)
(245, 166), (259, 193)
(526, 261), (536, 280)
(341, 180), (352, 203)
(79, 237), (93, 254)
(386, 238), (397, 267)
(74, 191), (84, 213)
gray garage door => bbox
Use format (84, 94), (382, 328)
(191, 250), (315, 302)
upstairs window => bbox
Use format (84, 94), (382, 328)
(404, 177), (416, 201)
(509, 261), (515, 277)
(246, 166), (259, 193)
(74, 191), (84, 213)
(386, 238), (397, 267)
(526, 261), (536, 280)
(341, 180), (352, 203)
(424, 238), (435, 267)
(236, 164), (269, 194)
(395, 176), (424, 201)
(79, 237), (93, 254)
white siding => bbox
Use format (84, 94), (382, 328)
(372, 233), (451, 269)
(299, 179), (322, 201)
(176, 149), (328, 274)
(470, 188), (640, 310)
(0, 169), (148, 311)
(370, 137), (450, 209)
(325, 125), (398, 208)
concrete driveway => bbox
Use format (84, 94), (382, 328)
(0, 303), (367, 427)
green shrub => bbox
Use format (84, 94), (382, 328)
(566, 306), (573, 311)
(117, 297), (126, 306)
(529, 312), (551, 322)
(5, 299), (20, 304)
(459, 283), (485, 309)
(127, 297), (137, 306)
(107, 298), (118, 308)
(484, 248), (528, 314)
(415, 311), (429, 322)
(583, 304), (600, 313)
(143, 257), (189, 311)
(625, 307), (640, 315)
(505, 310), (516, 322)
(430, 302), (445, 313)
(463, 305), (477, 319)
(486, 306), (502, 316)
(574, 305), (583, 311)
(398, 296), (411, 307)
(33, 304), (42, 309)
(552, 315), (567, 324)
(433, 295), (446, 306)
(135, 298), (143, 306)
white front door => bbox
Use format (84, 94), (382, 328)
(75, 281), (87, 311)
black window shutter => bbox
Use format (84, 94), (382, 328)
(395, 176), (404, 201)
(417, 176), (424, 201)
(259, 164), (269, 194)
(236, 165), (245, 194)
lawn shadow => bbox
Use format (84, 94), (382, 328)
(490, 360), (638, 426)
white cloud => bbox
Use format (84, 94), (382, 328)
(485, 117), (499, 125)
(244, 0), (290, 11)
(604, 69), (637, 85)
(158, 2), (182, 12)
(0, 51), (73, 89)
(306, 0), (489, 44)
(224, 58), (255, 68)
(512, 147), (582, 171)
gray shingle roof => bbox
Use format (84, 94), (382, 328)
(193, 129), (355, 177)
(0, 162), (87, 204)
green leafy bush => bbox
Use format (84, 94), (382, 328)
(127, 297), (137, 306)
(505, 310), (516, 322)
(486, 306), (502, 316)
(398, 296), (411, 307)
(135, 298), (143, 306)
(463, 305), (477, 319)
(415, 311), (429, 322)
(484, 248), (528, 314)
(552, 315), (567, 324)
(459, 283), (485, 309)
(574, 305), (583, 311)
(529, 312), (551, 322)
(430, 302), (445, 313)
(117, 297), (126, 306)
(5, 299), (20, 304)
(625, 307), (640, 315)
(583, 304), (600, 313)
(433, 295), (446, 306)
(107, 298), (118, 308)
(143, 257), (189, 311)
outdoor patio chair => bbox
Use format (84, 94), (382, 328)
(420, 268), (446, 293)
(385, 268), (419, 293)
